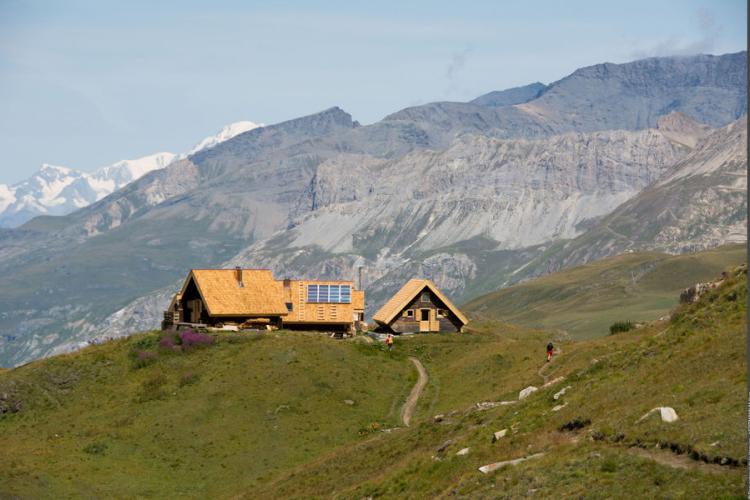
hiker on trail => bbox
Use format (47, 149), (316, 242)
(386, 334), (394, 351)
(546, 342), (554, 362)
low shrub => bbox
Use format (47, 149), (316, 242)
(158, 333), (180, 351)
(132, 350), (157, 369)
(609, 321), (635, 335)
(179, 329), (215, 350)
(137, 372), (168, 402)
(179, 371), (199, 387)
(83, 442), (108, 455)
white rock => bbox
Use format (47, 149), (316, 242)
(518, 386), (538, 400)
(637, 406), (679, 423)
(456, 447), (470, 456)
(542, 376), (565, 388)
(553, 386), (571, 400)
(478, 453), (545, 473)
(552, 403), (567, 412)
(493, 429), (508, 441)
(659, 407), (679, 422)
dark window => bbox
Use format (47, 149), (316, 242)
(420, 309), (430, 321)
(404, 309), (414, 317)
(285, 302), (293, 312)
(420, 292), (430, 302)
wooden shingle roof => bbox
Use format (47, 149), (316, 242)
(372, 279), (469, 326)
(182, 269), (288, 317)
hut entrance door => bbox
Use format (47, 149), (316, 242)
(419, 309), (432, 332)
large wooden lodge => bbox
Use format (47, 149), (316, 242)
(164, 267), (365, 332)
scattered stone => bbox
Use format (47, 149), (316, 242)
(433, 414), (444, 422)
(492, 429), (508, 442)
(637, 407), (679, 423)
(659, 407), (679, 423)
(344, 399), (355, 405)
(436, 440), (453, 453)
(456, 447), (470, 456)
(559, 417), (591, 432)
(542, 376), (565, 388)
(710, 441), (720, 447)
(552, 403), (567, 412)
(518, 386), (538, 400)
(478, 453), (545, 473)
(553, 385), (571, 400)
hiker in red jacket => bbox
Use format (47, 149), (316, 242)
(386, 334), (394, 351)
(546, 342), (554, 362)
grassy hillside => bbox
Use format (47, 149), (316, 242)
(463, 244), (746, 339)
(0, 265), (745, 498)
(0, 332), (416, 498)
(250, 265), (748, 498)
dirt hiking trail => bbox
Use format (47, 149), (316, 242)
(401, 357), (428, 426)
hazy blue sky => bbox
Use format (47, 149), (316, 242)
(0, 0), (746, 183)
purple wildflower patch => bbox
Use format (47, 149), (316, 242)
(179, 329), (214, 349)
(158, 334), (180, 351)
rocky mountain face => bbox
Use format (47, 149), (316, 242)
(470, 82), (547, 107)
(520, 116), (747, 277)
(384, 52), (747, 147)
(0, 121), (263, 228)
(0, 154), (176, 228)
(0, 51), (746, 367)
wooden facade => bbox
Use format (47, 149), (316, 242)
(163, 268), (365, 333)
(282, 279), (365, 331)
(372, 279), (468, 334)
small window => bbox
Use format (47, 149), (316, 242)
(285, 302), (293, 312)
(437, 309), (448, 318)
(420, 292), (430, 303)
(404, 309), (414, 318)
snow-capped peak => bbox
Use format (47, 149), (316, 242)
(0, 119), (263, 227)
(0, 153), (177, 228)
(182, 121), (264, 158)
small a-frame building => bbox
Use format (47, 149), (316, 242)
(372, 279), (469, 333)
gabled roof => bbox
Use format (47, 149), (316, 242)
(181, 269), (288, 317)
(372, 279), (469, 326)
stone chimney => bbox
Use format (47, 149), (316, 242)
(235, 266), (244, 288)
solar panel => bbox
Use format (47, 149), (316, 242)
(306, 284), (352, 303)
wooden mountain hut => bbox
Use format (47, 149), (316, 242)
(175, 268), (288, 328)
(372, 279), (468, 333)
(163, 267), (366, 333)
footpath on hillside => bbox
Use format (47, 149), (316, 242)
(401, 357), (428, 426)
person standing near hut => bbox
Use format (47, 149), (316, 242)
(546, 342), (554, 362)
(386, 334), (394, 351)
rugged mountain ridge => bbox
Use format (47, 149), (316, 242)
(0, 51), (746, 366)
(0, 154), (175, 228)
(94, 117), (720, 349)
(0, 121), (264, 228)
(517, 116), (748, 278)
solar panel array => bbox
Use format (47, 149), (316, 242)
(307, 284), (352, 303)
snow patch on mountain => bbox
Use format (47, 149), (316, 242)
(0, 153), (176, 227)
(0, 120), (263, 228)
(182, 121), (264, 158)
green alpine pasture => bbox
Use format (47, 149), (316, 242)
(0, 253), (746, 498)
(463, 243), (746, 339)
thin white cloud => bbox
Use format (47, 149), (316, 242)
(630, 7), (721, 58)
